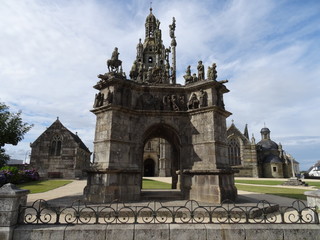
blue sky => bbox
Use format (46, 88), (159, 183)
(1, 0), (320, 171)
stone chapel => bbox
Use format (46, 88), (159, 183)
(29, 118), (91, 179)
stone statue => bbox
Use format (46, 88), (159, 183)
(179, 95), (187, 111)
(216, 89), (225, 109)
(192, 73), (198, 82)
(105, 89), (113, 105)
(111, 47), (119, 61)
(188, 93), (199, 109)
(171, 95), (180, 111)
(94, 92), (104, 108)
(163, 94), (172, 110)
(130, 60), (138, 80)
(184, 65), (193, 84)
(137, 62), (144, 82)
(165, 47), (171, 63)
(197, 60), (205, 81)
(107, 47), (122, 73)
(199, 89), (208, 107)
(169, 17), (176, 39)
(212, 63), (217, 81)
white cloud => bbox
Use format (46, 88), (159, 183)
(1, 0), (319, 171)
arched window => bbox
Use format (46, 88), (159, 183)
(148, 56), (153, 63)
(50, 135), (62, 156)
(228, 138), (241, 166)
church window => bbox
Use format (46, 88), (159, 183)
(273, 166), (277, 172)
(228, 138), (241, 166)
(50, 135), (62, 156)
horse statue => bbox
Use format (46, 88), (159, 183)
(107, 47), (122, 73)
(107, 59), (122, 73)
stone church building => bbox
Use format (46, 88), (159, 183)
(29, 118), (91, 179)
(227, 122), (299, 178)
(143, 138), (172, 177)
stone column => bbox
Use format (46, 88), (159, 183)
(305, 190), (320, 208)
(0, 183), (29, 240)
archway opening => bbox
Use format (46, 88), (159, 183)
(141, 124), (181, 191)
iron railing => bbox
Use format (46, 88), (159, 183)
(18, 199), (319, 225)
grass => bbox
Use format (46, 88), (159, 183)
(235, 179), (286, 185)
(235, 184), (308, 200)
(304, 181), (320, 189)
(235, 178), (320, 189)
(142, 179), (171, 189)
(17, 180), (73, 194)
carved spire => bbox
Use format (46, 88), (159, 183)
(244, 124), (249, 139)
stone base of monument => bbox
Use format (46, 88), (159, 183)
(282, 177), (308, 186)
(179, 169), (238, 204)
(84, 169), (141, 203)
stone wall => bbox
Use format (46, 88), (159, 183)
(12, 224), (320, 240)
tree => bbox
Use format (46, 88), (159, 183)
(0, 102), (33, 167)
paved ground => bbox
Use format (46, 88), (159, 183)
(26, 177), (317, 206)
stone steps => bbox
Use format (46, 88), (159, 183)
(141, 190), (184, 201)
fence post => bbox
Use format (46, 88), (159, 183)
(305, 189), (320, 224)
(0, 183), (29, 240)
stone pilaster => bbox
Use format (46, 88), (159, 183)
(0, 183), (29, 240)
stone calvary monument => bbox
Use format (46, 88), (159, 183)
(84, 8), (237, 204)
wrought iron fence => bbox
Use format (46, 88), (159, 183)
(18, 199), (319, 225)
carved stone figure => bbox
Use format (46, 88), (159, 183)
(188, 93), (199, 109)
(163, 94), (172, 110)
(111, 47), (119, 61)
(216, 89), (225, 109)
(197, 60), (205, 81)
(169, 17), (176, 39)
(107, 47), (122, 73)
(211, 63), (217, 81)
(171, 95), (180, 111)
(192, 73), (198, 82)
(184, 65), (193, 84)
(207, 66), (213, 80)
(130, 60), (138, 80)
(105, 89), (113, 105)
(137, 62), (144, 82)
(94, 92), (104, 108)
(179, 95), (187, 111)
(199, 89), (208, 108)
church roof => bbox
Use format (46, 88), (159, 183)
(227, 122), (250, 143)
(257, 139), (279, 150)
(31, 118), (90, 153)
(263, 154), (283, 163)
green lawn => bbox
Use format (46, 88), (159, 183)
(235, 179), (320, 189)
(17, 180), (73, 194)
(235, 179), (286, 185)
(142, 179), (171, 189)
(235, 184), (308, 200)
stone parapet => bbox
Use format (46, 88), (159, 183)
(12, 224), (320, 240)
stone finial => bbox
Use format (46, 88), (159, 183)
(251, 134), (256, 144)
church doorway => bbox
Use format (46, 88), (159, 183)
(144, 158), (155, 177)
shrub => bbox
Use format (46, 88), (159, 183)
(0, 166), (39, 187)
